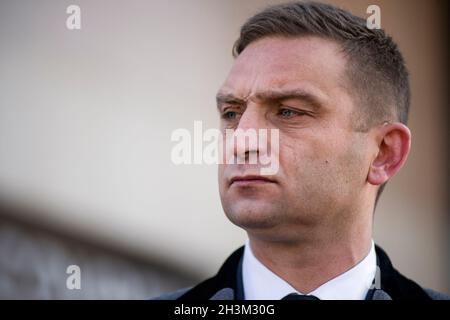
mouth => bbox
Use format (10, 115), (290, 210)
(229, 175), (277, 187)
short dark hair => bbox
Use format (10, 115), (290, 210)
(233, 1), (410, 207)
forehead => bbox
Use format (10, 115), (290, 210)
(220, 36), (348, 99)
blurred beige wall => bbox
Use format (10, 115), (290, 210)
(0, 0), (448, 293)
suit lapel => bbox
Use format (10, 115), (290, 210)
(370, 245), (431, 300)
(369, 289), (393, 300)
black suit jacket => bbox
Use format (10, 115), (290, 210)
(156, 244), (449, 300)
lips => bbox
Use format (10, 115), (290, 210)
(229, 175), (276, 186)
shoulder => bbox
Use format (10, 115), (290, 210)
(153, 246), (245, 300)
(373, 244), (449, 300)
(152, 287), (192, 300)
(424, 288), (450, 300)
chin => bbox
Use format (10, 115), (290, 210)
(223, 199), (282, 230)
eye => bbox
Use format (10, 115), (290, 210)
(222, 111), (238, 120)
(278, 108), (305, 119)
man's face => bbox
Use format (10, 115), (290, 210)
(217, 36), (371, 240)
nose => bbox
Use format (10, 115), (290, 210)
(236, 104), (265, 131)
(233, 104), (268, 163)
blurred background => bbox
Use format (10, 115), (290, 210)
(0, 0), (448, 299)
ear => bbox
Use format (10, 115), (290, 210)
(367, 122), (411, 186)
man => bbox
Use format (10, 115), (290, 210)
(158, 1), (449, 300)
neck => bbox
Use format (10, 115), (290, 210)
(247, 218), (373, 294)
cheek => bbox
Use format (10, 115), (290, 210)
(280, 134), (332, 175)
(279, 131), (362, 193)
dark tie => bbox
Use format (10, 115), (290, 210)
(281, 293), (320, 300)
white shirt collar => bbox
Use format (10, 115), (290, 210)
(242, 239), (377, 300)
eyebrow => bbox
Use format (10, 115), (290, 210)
(216, 93), (246, 108)
(216, 88), (326, 111)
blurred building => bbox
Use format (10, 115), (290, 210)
(0, 201), (197, 299)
